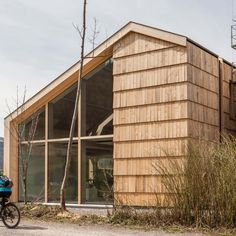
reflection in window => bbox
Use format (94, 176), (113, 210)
(48, 142), (78, 202)
(48, 84), (78, 139)
(81, 140), (113, 203)
(20, 108), (45, 141)
(81, 59), (113, 136)
(19, 143), (45, 202)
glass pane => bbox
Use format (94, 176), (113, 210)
(48, 142), (78, 202)
(48, 84), (78, 139)
(81, 60), (113, 136)
(81, 140), (113, 203)
(19, 143), (45, 202)
(20, 108), (45, 141)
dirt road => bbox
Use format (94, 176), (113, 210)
(0, 219), (204, 236)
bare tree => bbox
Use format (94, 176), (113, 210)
(6, 87), (39, 204)
(89, 17), (99, 57)
(60, 0), (87, 211)
(19, 113), (39, 204)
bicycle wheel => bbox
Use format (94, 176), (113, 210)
(1, 202), (20, 228)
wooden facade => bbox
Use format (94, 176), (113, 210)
(4, 22), (236, 206)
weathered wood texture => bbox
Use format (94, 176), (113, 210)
(7, 122), (18, 202)
(113, 32), (188, 206)
(187, 42), (219, 141)
(113, 35), (236, 207)
(187, 42), (236, 139)
(222, 63), (236, 134)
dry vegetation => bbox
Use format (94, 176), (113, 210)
(110, 135), (236, 234)
(155, 135), (236, 228)
(19, 204), (108, 225)
(19, 135), (236, 235)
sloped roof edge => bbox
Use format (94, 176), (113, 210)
(5, 21), (188, 121)
(6, 21), (233, 121)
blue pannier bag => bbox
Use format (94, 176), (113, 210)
(0, 176), (13, 198)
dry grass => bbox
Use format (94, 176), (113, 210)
(18, 203), (236, 235)
(19, 204), (108, 225)
(154, 135), (236, 228)
(109, 135), (236, 234)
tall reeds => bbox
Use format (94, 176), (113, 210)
(156, 135), (236, 227)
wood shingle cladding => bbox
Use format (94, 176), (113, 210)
(187, 42), (236, 140)
(113, 32), (189, 205)
(113, 33), (236, 206)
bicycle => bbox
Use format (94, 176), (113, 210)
(0, 176), (20, 228)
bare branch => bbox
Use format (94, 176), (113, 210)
(72, 23), (83, 39)
(16, 86), (19, 116)
(60, 0), (87, 211)
(5, 85), (39, 204)
(88, 17), (100, 56)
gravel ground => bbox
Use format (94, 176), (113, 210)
(0, 219), (204, 236)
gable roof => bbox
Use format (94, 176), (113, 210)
(6, 21), (230, 122)
(5, 21), (188, 122)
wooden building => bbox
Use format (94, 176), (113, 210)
(4, 22), (236, 206)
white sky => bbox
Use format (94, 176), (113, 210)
(0, 0), (235, 137)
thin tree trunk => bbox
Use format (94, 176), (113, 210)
(23, 176), (27, 204)
(7, 88), (39, 204)
(60, 0), (87, 211)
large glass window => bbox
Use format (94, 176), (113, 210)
(48, 142), (78, 202)
(48, 84), (78, 139)
(81, 60), (113, 136)
(20, 107), (45, 141)
(80, 59), (114, 204)
(17, 58), (114, 205)
(81, 140), (113, 203)
(19, 143), (45, 202)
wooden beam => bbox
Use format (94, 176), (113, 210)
(80, 135), (113, 141)
(45, 104), (49, 203)
(7, 51), (112, 124)
(78, 87), (82, 204)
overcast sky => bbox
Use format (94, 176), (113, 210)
(0, 0), (234, 137)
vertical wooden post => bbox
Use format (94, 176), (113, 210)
(218, 58), (224, 142)
(8, 121), (19, 202)
(78, 86), (81, 204)
(78, 81), (87, 204)
(3, 119), (11, 179)
(45, 103), (49, 203)
(230, 66), (236, 119)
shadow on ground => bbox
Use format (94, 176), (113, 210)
(17, 225), (48, 230)
(0, 225), (48, 230)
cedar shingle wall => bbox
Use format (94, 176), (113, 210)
(187, 42), (236, 140)
(113, 32), (188, 206)
(112, 35), (236, 206)
(187, 42), (220, 141)
(222, 63), (236, 135)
